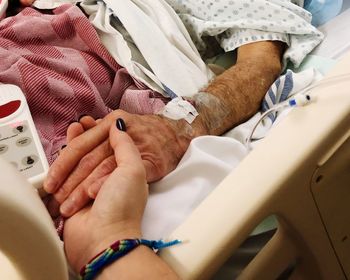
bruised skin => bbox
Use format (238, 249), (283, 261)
(44, 41), (284, 217)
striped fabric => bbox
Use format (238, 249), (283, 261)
(261, 70), (295, 122)
(79, 238), (181, 280)
(260, 68), (320, 126)
(0, 4), (165, 164)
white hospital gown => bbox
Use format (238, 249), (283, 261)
(165, 0), (323, 67)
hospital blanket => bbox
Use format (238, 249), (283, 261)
(0, 4), (164, 163)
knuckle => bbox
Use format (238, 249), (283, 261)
(77, 153), (96, 171)
(108, 109), (127, 121)
(129, 166), (146, 179)
(99, 157), (116, 175)
(66, 138), (87, 157)
(54, 185), (70, 203)
(142, 157), (164, 182)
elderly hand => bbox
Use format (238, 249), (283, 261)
(45, 41), (283, 218)
(44, 110), (197, 217)
(63, 122), (148, 273)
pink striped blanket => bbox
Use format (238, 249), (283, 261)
(0, 4), (165, 164)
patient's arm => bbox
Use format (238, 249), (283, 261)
(44, 41), (284, 217)
(189, 41), (284, 136)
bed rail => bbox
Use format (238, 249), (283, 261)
(160, 52), (350, 279)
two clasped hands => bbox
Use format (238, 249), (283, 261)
(43, 41), (284, 279)
(46, 113), (181, 279)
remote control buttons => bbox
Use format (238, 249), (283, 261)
(0, 144), (8, 154)
(13, 124), (27, 134)
(16, 137), (32, 147)
(22, 155), (38, 166)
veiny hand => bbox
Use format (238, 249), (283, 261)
(63, 123), (148, 273)
(44, 110), (192, 217)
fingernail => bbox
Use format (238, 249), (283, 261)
(116, 118), (126, 131)
(44, 178), (57, 193)
(88, 188), (96, 198)
(60, 201), (74, 217)
(78, 114), (88, 121)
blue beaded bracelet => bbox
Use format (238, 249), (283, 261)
(79, 238), (182, 280)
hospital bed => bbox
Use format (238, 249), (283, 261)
(159, 51), (350, 279)
(0, 4), (350, 280)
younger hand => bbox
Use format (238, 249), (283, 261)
(44, 110), (193, 217)
(63, 121), (148, 273)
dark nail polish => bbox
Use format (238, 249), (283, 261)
(116, 118), (126, 131)
(78, 114), (88, 121)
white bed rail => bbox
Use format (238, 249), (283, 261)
(0, 159), (68, 280)
(160, 52), (350, 279)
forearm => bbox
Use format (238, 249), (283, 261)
(194, 41), (284, 135)
(96, 246), (179, 280)
(161, 41), (284, 158)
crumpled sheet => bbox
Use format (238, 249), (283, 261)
(0, 4), (165, 163)
(79, 0), (323, 98)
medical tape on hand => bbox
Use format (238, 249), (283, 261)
(159, 97), (199, 124)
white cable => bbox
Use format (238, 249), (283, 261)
(245, 73), (350, 150)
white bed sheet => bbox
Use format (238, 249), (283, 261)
(142, 70), (321, 240)
(141, 5), (350, 242)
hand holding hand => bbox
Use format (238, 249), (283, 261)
(63, 121), (148, 273)
(44, 110), (194, 217)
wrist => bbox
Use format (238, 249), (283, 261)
(67, 222), (142, 274)
(158, 114), (208, 153)
(194, 49), (283, 136)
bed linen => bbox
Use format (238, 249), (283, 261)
(0, 4), (165, 163)
(0, 0), (325, 238)
(311, 5), (350, 60)
(79, 0), (324, 100)
(142, 67), (321, 240)
(142, 8), (348, 276)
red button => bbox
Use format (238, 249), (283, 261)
(0, 100), (21, 118)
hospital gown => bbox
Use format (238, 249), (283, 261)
(165, 0), (323, 67)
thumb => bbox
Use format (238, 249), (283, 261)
(109, 118), (145, 175)
(92, 118), (147, 209)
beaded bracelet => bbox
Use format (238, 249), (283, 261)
(79, 238), (182, 280)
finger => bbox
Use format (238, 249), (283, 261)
(52, 140), (113, 203)
(65, 155), (114, 201)
(60, 183), (91, 217)
(44, 117), (113, 193)
(109, 120), (144, 171)
(66, 122), (84, 143)
(87, 174), (109, 199)
(20, 0), (35, 6)
(86, 156), (116, 198)
(92, 122), (148, 212)
(96, 118), (102, 124)
(79, 116), (97, 130)
(60, 157), (114, 216)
